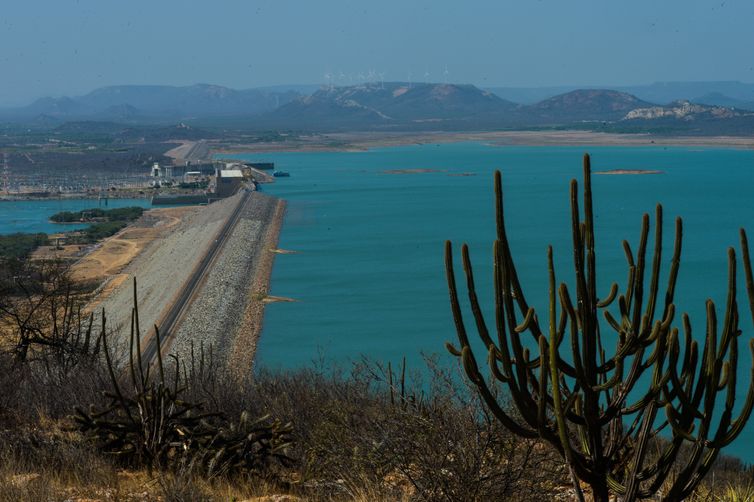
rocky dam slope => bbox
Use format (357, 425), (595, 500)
(93, 192), (284, 370)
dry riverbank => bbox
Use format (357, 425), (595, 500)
(215, 130), (754, 155)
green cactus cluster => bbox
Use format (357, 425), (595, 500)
(445, 154), (754, 501)
(74, 279), (294, 476)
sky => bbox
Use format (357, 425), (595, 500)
(0, 0), (753, 106)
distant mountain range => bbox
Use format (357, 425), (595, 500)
(488, 81), (754, 109)
(257, 84), (754, 133)
(0, 84), (301, 122)
(2, 81), (754, 134)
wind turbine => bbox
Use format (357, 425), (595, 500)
(378, 72), (385, 89)
(443, 65), (449, 84)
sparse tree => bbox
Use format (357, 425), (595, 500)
(0, 259), (99, 366)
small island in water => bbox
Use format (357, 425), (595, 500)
(594, 169), (663, 175)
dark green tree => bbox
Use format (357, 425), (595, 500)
(444, 154), (754, 501)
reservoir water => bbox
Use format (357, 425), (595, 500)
(241, 143), (754, 461)
(0, 198), (152, 235)
(4, 145), (754, 461)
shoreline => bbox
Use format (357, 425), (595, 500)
(229, 196), (287, 374)
(0, 193), (150, 202)
(215, 130), (754, 155)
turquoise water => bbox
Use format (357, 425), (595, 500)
(241, 143), (754, 461)
(0, 198), (152, 235)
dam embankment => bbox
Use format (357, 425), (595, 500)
(92, 191), (283, 370)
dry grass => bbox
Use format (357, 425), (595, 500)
(0, 297), (752, 502)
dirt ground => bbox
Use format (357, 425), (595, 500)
(215, 130), (754, 154)
(32, 206), (199, 288)
(74, 206), (196, 284)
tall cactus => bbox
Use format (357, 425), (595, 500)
(444, 154), (754, 502)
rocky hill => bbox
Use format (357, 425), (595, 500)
(261, 82), (519, 130)
(528, 89), (653, 123)
(623, 100), (742, 121)
(614, 100), (754, 134)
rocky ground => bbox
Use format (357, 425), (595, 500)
(171, 192), (281, 370)
(93, 194), (242, 351)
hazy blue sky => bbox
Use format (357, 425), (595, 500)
(1, 0), (752, 105)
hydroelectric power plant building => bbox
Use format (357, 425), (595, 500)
(214, 168), (244, 198)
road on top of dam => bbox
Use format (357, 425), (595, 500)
(141, 189), (251, 365)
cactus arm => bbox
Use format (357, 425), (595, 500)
(460, 244), (496, 349)
(623, 242), (636, 315)
(493, 241), (517, 384)
(560, 283), (589, 391)
(603, 310), (622, 333)
(548, 243), (587, 481)
(445, 240), (472, 350)
(488, 345), (511, 383)
(717, 249), (738, 361)
(495, 170), (546, 341)
(537, 335), (549, 436)
(445, 341), (462, 356)
(715, 339), (754, 447)
(460, 346), (538, 438)
(642, 205), (664, 327)
(154, 324), (165, 384)
(128, 308), (139, 390)
(498, 242), (543, 424)
(515, 307), (536, 333)
(631, 213), (650, 331)
(596, 283), (619, 308)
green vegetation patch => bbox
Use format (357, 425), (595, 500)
(0, 232), (49, 260)
(67, 221), (128, 244)
(51, 206), (144, 223)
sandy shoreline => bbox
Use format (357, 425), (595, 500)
(215, 130), (754, 155)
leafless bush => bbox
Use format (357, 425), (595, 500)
(0, 259), (101, 367)
(242, 357), (564, 501)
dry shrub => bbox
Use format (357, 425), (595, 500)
(243, 357), (565, 501)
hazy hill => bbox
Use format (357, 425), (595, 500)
(0, 84), (301, 122)
(21, 96), (90, 117)
(489, 81), (754, 107)
(691, 92), (754, 111)
(621, 81), (754, 105)
(3, 81), (754, 135)
(261, 82), (519, 130)
(487, 86), (580, 104)
(528, 89), (653, 123)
